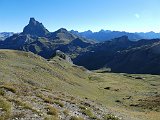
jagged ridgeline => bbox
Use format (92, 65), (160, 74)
(70, 30), (160, 42)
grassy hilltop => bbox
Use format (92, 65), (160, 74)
(0, 50), (159, 120)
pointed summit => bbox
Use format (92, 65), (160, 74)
(56, 28), (68, 33)
(22, 18), (49, 37)
(29, 17), (37, 25)
(47, 28), (77, 42)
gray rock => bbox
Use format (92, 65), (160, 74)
(56, 50), (73, 64)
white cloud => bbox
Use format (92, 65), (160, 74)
(134, 13), (140, 19)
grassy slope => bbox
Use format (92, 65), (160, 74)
(0, 50), (159, 120)
(88, 73), (160, 120)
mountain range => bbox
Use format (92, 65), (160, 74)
(74, 36), (160, 74)
(0, 32), (13, 41)
(70, 30), (160, 42)
(1, 18), (160, 74)
(0, 18), (93, 59)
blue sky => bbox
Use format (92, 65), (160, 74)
(0, 0), (160, 32)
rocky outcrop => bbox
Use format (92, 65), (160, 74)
(56, 50), (73, 64)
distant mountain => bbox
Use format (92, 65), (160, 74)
(74, 36), (160, 74)
(136, 31), (160, 39)
(0, 18), (93, 59)
(70, 30), (143, 41)
(0, 32), (14, 41)
(22, 18), (49, 37)
(70, 30), (160, 42)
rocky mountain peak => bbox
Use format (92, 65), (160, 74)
(56, 28), (68, 33)
(22, 18), (49, 37)
(29, 18), (37, 25)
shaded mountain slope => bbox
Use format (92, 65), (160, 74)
(108, 41), (160, 74)
(74, 36), (160, 74)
